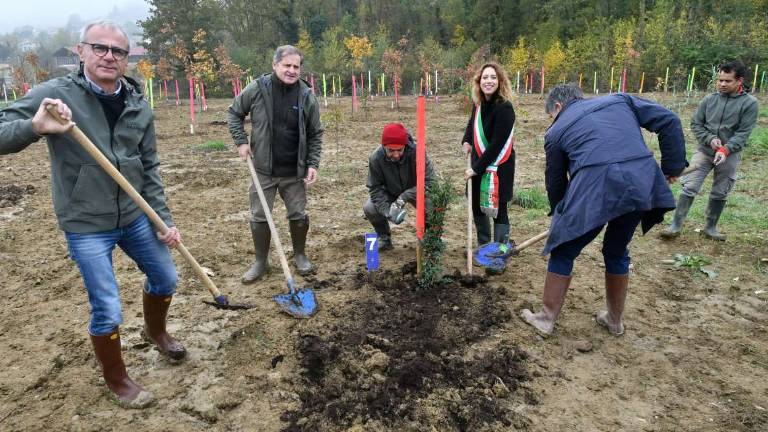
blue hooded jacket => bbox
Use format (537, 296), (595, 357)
(542, 93), (687, 255)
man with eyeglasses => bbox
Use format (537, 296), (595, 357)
(0, 21), (184, 408)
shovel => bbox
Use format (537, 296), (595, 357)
(475, 229), (549, 271)
(46, 105), (251, 310)
(466, 154), (473, 275)
(245, 154), (317, 318)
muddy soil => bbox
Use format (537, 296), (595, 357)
(1, 93), (766, 432)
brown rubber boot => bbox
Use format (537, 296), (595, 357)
(596, 272), (629, 335)
(143, 291), (187, 361)
(91, 329), (154, 408)
(521, 272), (572, 335)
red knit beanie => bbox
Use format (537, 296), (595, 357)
(381, 123), (408, 149)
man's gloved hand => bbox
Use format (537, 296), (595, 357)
(388, 198), (406, 225)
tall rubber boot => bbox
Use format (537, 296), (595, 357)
(660, 194), (694, 239)
(596, 272), (629, 335)
(521, 272), (572, 335)
(242, 221), (271, 284)
(474, 215), (491, 245)
(486, 223), (511, 275)
(702, 199), (727, 241)
(289, 217), (314, 275)
(90, 329), (154, 409)
(143, 292), (187, 361)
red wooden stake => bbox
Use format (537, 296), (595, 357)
(621, 68), (627, 92)
(200, 81), (207, 111)
(416, 95), (426, 241)
(188, 78), (195, 134)
(174, 79), (179, 106)
(352, 75), (358, 111)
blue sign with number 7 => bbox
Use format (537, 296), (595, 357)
(365, 233), (379, 271)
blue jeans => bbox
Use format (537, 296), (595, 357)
(548, 211), (644, 276)
(65, 214), (177, 336)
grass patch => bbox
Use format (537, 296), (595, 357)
(668, 181), (768, 233)
(514, 187), (549, 210)
(746, 127), (768, 155)
(759, 106), (768, 118)
(197, 140), (227, 152)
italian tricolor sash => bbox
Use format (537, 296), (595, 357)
(473, 104), (514, 219)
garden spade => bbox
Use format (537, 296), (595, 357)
(45, 105), (252, 310)
(245, 154), (317, 318)
(475, 230), (549, 272)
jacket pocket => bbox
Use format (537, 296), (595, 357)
(120, 157), (145, 194)
(69, 164), (118, 217)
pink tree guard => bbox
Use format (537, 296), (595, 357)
(352, 75), (359, 111)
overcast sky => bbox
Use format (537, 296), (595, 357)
(0, 0), (149, 34)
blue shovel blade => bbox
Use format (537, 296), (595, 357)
(274, 289), (318, 318)
(474, 242), (513, 269)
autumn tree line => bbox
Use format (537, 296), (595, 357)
(3, 0), (768, 98)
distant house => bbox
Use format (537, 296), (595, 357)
(52, 47), (79, 69)
(0, 59), (12, 89)
(18, 40), (39, 53)
(128, 46), (147, 64)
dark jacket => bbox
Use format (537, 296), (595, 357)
(542, 94), (687, 255)
(0, 72), (172, 233)
(366, 140), (436, 216)
(227, 73), (323, 178)
(461, 98), (516, 202)
(691, 91), (758, 155)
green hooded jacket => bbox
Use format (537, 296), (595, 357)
(226, 73), (323, 177)
(691, 90), (759, 155)
(0, 72), (172, 233)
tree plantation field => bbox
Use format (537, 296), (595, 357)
(0, 94), (766, 431)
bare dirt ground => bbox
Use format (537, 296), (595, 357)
(1, 93), (766, 432)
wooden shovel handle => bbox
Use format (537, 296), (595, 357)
(45, 104), (223, 298)
(466, 154), (473, 275)
(246, 154), (294, 288)
(515, 230), (550, 253)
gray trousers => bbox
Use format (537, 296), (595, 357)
(680, 148), (741, 201)
(249, 171), (307, 223)
(363, 194), (416, 234)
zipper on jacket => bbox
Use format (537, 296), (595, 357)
(716, 95), (729, 140)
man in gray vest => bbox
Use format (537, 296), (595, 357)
(661, 60), (758, 241)
(228, 45), (323, 282)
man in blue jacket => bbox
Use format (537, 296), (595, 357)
(661, 60), (759, 241)
(522, 84), (687, 336)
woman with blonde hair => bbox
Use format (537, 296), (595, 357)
(461, 61), (516, 274)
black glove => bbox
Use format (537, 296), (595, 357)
(388, 198), (406, 224)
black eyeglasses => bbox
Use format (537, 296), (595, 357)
(81, 42), (129, 60)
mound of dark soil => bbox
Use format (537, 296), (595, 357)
(282, 264), (535, 431)
(0, 184), (35, 207)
